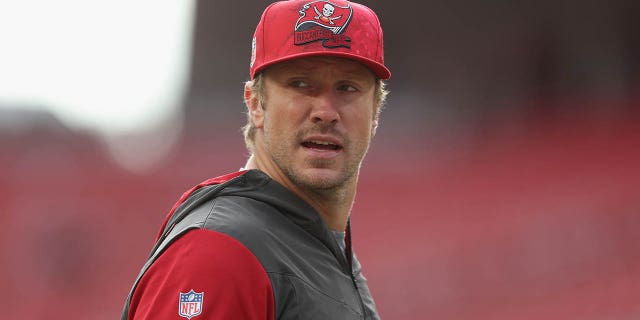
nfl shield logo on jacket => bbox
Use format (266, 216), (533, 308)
(178, 290), (203, 319)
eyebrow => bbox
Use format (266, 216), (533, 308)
(274, 62), (375, 82)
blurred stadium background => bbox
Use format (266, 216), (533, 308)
(1, 0), (639, 319)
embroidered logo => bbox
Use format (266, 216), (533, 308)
(294, 0), (353, 48)
(178, 290), (204, 319)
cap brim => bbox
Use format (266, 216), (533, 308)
(252, 51), (391, 80)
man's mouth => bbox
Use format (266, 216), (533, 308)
(301, 140), (342, 151)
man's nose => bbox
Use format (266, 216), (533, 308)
(309, 92), (340, 124)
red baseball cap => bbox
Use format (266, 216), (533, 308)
(250, 0), (391, 80)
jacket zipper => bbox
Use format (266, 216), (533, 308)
(346, 220), (368, 319)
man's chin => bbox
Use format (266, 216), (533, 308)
(292, 167), (349, 191)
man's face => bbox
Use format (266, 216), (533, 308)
(251, 57), (378, 192)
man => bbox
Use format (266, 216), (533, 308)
(122, 0), (390, 319)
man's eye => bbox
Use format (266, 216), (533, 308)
(338, 84), (358, 92)
(290, 80), (309, 88)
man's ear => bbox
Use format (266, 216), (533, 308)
(245, 82), (264, 129)
(371, 104), (381, 137)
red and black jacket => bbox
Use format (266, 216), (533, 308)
(122, 169), (379, 319)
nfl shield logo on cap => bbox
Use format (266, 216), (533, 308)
(178, 290), (204, 319)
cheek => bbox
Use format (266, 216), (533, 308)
(263, 106), (295, 138)
(349, 107), (376, 132)
(346, 115), (375, 147)
(270, 103), (307, 128)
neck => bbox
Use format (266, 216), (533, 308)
(244, 154), (356, 231)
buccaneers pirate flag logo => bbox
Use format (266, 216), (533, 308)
(294, 1), (353, 48)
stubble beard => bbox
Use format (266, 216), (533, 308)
(265, 124), (369, 198)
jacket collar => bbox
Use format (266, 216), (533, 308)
(225, 170), (352, 272)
